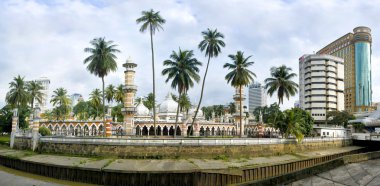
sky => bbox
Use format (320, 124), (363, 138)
(1, 0), (380, 111)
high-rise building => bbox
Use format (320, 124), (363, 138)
(299, 54), (344, 123)
(70, 93), (83, 108)
(28, 77), (50, 112)
(248, 82), (267, 113)
(317, 26), (373, 112)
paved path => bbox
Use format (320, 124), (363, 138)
(288, 159), (380, 186)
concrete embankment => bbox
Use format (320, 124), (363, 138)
(0, 146), (363, 186)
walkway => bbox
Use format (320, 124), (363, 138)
(288, 159), (380, 186)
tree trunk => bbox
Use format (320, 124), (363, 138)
(150, 24), (157, 137)
(102, 77), (105, 137)
(191, 55), (211, 135)
(240, 85), (243, 138)
(174, 92), (182, 138)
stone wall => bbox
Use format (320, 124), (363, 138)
(38, 138), (352, 159)
(13, 136), (32, 150)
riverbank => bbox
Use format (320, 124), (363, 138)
(0, 145), (363, 185)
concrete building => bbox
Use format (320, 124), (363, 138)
(299, 54), (344, 123)
(248, 82), (267, 113)
(70, 93), (82, 108)
(317, 26), (373, 113)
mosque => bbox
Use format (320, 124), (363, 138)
(39, 58), (278, 138)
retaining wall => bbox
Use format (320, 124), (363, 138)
(36, 137), (352, 158)
(13, 136), (32, 150)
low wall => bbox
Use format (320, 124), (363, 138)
(0, 146), (364, 186)
(37, 137), (352, 158)
(237, 150), (380, 186)
(13, 136), (32, 150)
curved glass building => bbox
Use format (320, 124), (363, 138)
(317, 26), (373, 112)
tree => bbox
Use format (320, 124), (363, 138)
(224, 51), (256, 137)
(227, 102), (236, 114)
(50, 88), (71, 120)
(253, 103), (280, 123)
(114, 84), (124, 104)
(105, 84), (115, 106)
(89, 89), (102, 119)
(264, 65), (298, 105)
(327, 111), (355, 128)
(282, 109), (304, 143)
(26, 81), (44, 110)
(84, 37), (120, 125)
(5, 75), (29, 110)
(162, 49), (201, 137)
(73, 101), (89, 120)
(111, 104), (124, 122)
(0, 105), (13, 132)
(191, 28), (225, 132)
(143, 93), (155, 111)
(137, 9), (166, 137)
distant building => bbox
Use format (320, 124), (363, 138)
(70, 93), (82, 108)
(248, 82), (267, 113)
(294, 100), (300, 108)
(28, 77), (50, 112)
(299, 54), (344, 123)
(317, 26), (373, 112)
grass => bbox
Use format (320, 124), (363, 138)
(214, 154), (229, 161)
(0, 135), (10, 145)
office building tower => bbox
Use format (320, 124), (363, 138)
(248, 82), (267, 113)
(299, 54), (344, 123)
(317, 26), (373, 112)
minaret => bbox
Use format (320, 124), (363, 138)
(234, 86), (246, 137)
(122, 57), (137, 135)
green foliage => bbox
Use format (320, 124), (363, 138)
(227, 102), (236, 114)
(39, 126), (51, 136)
(201, 105), (226, 120)
(192, 28), (226, 130)
(264, 65), (298, 105)
(327, 111), (355, 127)
(5, 75), (29, 108)
(352, 123), (365, 132)
(73, 101), (89, 120)
(0, 105), (13, 132)
(50, 88), (71, 120)
(112, 104), (124, 122)
(253, 103), (280, 123)
(268, 108), (314, 142)
(114, 84), (124, 104)
(105, 84), (115, 105)
(224, 51), (256, 137)
(26, 81), (44, 109)
(143, 93), (155, 111)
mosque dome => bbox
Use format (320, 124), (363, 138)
(136, 101), (150, 116)
(188, 107), (203, 117)
(159, 93), (178, 114)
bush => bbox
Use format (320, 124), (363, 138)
(39, 126), (51, 136)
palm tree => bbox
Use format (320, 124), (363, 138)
(191, 29), (225, 133)
(6, 75), (29, 110)
(283, 109), (304, 143)
(162, 49), (201, 137)
(143, 93), (155, 111)
(27, 81), (44, 110)
(114, 84), (124, 104)
(84, 37), (120, 124)
(89, 89), (102, 119)
(223, 51), (256, 137)
(264, 65), (298, 105)
(50, 88), (71, 120)
(137, 9), (166, 137)
(105, 84), (115, 106)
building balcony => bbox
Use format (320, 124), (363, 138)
(233, 94), (246, 100)
(123, 85), (137, 92)
(121, 107), (136, 113)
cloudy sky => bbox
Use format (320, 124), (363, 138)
(1, 0), (380, 110)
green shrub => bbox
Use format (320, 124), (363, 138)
(39, 126), (51, 136)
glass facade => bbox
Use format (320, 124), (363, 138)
(355, 42), (372, 107)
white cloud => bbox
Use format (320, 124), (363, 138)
(1, 0), (380, 111)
